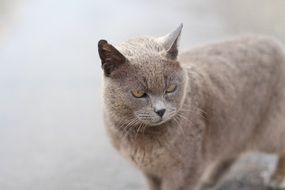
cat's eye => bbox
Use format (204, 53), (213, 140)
(166, 84), (177, 93)
(131, 90), (147, 98)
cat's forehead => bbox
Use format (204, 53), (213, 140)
(114, 37), (182, 92)
(128, 62), (180, 94)
(117, 37), (172, 68)
(132, 71), (166, 94)
(117, 37), (164, 57)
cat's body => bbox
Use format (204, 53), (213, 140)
(98, 25), (285, 190)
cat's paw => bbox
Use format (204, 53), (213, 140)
(268, 176), (285, 190)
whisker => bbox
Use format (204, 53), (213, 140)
(179, 106), (208, 120)
(122, 118), (140, 139)
(173, 116), (186, 138)
(135, 122), (144, 140)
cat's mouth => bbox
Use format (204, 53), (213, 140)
(135, 110), (177, 127)
(140, 117), (171, 127)
(150, 120), (165, 126)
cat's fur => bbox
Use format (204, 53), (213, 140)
(98, 25), (285, 190)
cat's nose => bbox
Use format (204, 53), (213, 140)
(155, 109), (166, 118)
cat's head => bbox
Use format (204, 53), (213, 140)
(98, 24), (188, 127)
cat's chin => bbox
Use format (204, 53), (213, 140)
(142, 119), (170, 127)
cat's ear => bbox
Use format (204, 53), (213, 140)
(98, 40), (126, 77)
(157, 24), (183, 60)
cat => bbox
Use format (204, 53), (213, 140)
(98, 24), (285, 190)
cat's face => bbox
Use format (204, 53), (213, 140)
(105, 57), (187, 126)
(130, 63), (186, 126)
(99, 24), (186, 127)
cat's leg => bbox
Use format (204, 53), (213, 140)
(195, 157), (236, 190)
(145, 173), (162, 190)
(269, 153), (285, 189)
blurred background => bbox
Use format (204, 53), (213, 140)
(0, 0), (285, 189)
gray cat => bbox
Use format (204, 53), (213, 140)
(98, 24), (285, 190)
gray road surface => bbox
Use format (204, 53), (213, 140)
(0, 0), (285, 189)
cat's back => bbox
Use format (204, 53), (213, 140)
(179, 35), (285, 97)
(179, 36), (285, 71)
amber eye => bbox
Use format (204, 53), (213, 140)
(131, 90), (147, 98)
(166, 84), (177, 93)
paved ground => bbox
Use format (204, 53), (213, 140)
(0, 0), (284, 189)
(216, 153), (278, 190)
